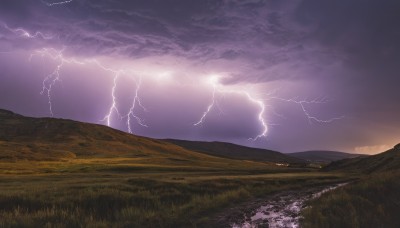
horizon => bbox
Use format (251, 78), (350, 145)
(1, 0), (399, 154)
(1, 107), (391, 155)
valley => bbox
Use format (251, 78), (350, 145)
(0, 109), (398, 227)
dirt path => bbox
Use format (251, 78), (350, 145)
(208, 183), (347, 228)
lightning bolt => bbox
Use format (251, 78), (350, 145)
(194, 76), (269, 141)
(89, 62), (148, 131)
(268, 96), (345, 124)
(194, 79), (217, 126)
(195, 76), (344, 141)
(244, 92), (268, 141)
(2, 22), (54, 40)
(101, 72), (123, 126)
(125, 77), (148, 134)
(39, 55), (61, 117)
(29, 48), (148, 132)
(42, 0), (73, 6)
(30, 48), (82, 116)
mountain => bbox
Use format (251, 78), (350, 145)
(0, 109), (280, 171)
(164, 139), (305, 164)
(323, 144), (400, 173)
(288, 151), (367, 163)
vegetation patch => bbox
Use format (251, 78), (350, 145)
(301, 171), (400, 228)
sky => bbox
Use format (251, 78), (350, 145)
(0, 0), (399, 154)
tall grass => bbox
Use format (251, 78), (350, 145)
(0, 174), (343, 227)
(301, 171), (400, 228)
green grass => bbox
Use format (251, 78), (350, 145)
(301, 171), (400, 228)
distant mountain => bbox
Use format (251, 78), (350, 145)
(164, 139), (306, 164)
(0, 109), (279, 170)
(323, 144), (400, 173)
(288, 151), (367, 163)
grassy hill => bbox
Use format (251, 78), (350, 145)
(323, 144), (400, 173)
(289, 151), (367, 163)
(302, 144), (400, 227)
(301, 170), (400, 228)
(0, 109), (284, 172)
(165, 139), (305, 164)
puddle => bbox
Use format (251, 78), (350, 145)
(232, 183), (347, 228)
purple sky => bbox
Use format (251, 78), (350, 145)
(0, 0), (399, 154)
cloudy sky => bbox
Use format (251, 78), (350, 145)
(0, 0), (399, 154)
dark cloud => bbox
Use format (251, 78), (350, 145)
(0, 0), (399, 153)
(0, 1), (318, 74)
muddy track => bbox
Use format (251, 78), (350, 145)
(207, 183), (348, 228)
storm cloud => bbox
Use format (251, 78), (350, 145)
(0, 0), (399, 153)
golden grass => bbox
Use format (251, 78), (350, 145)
(0, 159), (349, 227)
(301, 171), (400, 228)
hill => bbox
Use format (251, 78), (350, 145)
(164, 139), (305, 164)
(323, 144), (400, 173)
(288, 151), (367, 163)
(0, 109), (282, 171)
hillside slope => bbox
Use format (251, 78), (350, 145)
(289, 151), (367, 163)
(0, 109), (280, 171)
(165, 139), (305, 164)
(323, 144), (400, 173)
(302, 170), (400, 228)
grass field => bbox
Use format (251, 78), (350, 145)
(301, 146), (400, 228)
(0, 159), (349, 227)
(301, 171), (400, 228)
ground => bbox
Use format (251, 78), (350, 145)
(0, 159), (350, 227)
